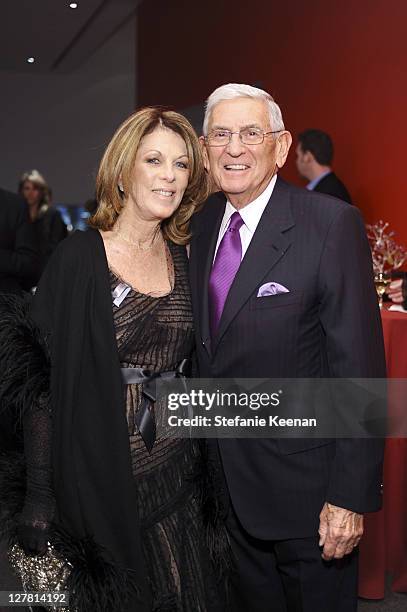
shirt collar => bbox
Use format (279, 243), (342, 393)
(224, 174), (278, 233)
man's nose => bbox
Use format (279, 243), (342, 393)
(225, 132), (246, 155)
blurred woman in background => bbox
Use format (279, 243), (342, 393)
(19, 169), (67, 274)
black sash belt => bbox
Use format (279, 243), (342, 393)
(121, 359), (189, 453)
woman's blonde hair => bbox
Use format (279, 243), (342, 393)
(89, 107), (209, 244)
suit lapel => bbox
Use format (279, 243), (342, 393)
(193, 193), (226, 358)
(214, 178), (295, 351)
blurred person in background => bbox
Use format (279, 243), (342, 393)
(19, 170), (67, 274)
(296, 129), (353, 204)
(386, 275), (407, 309)
(0, 186), (39, 294)
(84, 196), (98, 216)
(0, 108), (230, 612)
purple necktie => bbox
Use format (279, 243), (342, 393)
(209, 211), (244, 338)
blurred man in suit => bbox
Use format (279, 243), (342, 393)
(296, 129), (352, 203)
(0, 187), (39, 294)
(189, 84), (385, 612)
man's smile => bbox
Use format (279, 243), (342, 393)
(223, 164), (250, 171)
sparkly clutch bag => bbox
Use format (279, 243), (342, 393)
(8, 541), (72, 611)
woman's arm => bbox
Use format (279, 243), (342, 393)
(18, 396), (54, 555)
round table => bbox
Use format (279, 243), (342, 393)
(358, 308), (407, 598)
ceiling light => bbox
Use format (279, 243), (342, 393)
(69, 2), (78, 8)
(27, 57), (35, 64)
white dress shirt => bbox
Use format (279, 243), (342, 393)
(213, 174), (278, 262)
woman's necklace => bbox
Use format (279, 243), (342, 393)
(113, 228), (162, 252)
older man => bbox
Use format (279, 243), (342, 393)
(188, 84), (385, 612)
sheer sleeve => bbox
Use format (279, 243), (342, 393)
(17, 394), (54, 555)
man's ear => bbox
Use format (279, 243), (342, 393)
(199, 136), (210, 172)
(276, 131), (293, 169)
(303, 150), (314, 164)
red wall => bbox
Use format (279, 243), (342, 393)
(138, 0), (407, 247)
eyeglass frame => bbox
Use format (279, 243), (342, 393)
(204, 128), (283, 147)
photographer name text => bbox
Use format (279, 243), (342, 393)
(167, 415), (317, 428)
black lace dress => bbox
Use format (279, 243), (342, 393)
(110, 241), (222, 612)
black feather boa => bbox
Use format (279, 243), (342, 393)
(0, 293), (51, 422)
(52, 529), (140, 612)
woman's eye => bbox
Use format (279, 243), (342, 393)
(147, 158), (160, 164)
(176, 161), (188, 169)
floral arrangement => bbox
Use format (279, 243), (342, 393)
(366, 221), (407, 274)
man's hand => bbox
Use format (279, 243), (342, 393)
(318, 502), (363, 560)
(386, 278), (404, 304)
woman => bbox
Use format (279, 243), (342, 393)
(19, 169), (67, 274)
(0, 108), (231, 611)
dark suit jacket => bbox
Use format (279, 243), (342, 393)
(0, 188), (39, 292)
(189, 178), (385, 540)
(313, 171), (352, 204)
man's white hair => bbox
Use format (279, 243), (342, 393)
(202, 83), (285, 136)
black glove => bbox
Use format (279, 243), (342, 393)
(17, 522), (49, 556)
(19, 405), (54, 557)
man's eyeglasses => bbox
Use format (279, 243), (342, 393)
(205, 127), (281, 147)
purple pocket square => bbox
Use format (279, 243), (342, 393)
(257, 282), (290, 297)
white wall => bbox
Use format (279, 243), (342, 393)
(0, 18), (136, 204)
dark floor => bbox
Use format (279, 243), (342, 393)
(358, 580), (407, 612)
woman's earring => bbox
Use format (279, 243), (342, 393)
(118, 184), (124, 194)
